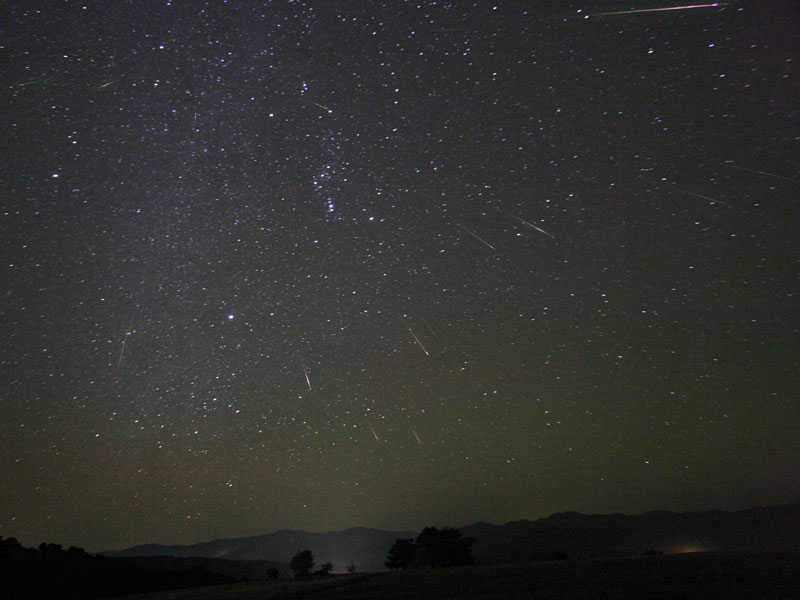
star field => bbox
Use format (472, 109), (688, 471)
(1, 1), (798, 552)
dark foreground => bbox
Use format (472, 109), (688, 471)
(111, 551), (799, 600)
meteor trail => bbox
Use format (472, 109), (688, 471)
(723, 162), (794, 181)
(117, 332), (130, 367)
(510, 214), (555, 239)
(413, 429), (422, 445)
(311, 101), (332, 113)
(405, 323), (430, 356)
(589, 3), (727, 17)
(678, 188), (728, 206)
(302, 364), (312, 390)
(421, 317), (440, 340)
(457, 224), (496, 251)
(370, 425), (380, 442)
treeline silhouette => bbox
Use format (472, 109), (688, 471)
(386, 527), (474, 569)
(288, 549), (334, 578)
(0, 536), (236, 599)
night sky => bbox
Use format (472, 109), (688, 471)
(1, 1), (798, 553)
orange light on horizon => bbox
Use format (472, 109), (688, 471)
(672, 544), (709, 554)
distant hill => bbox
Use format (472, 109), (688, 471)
(103, 505), (800, 571)
(102, 527), (416, 572)
(463, 504), (800, 564)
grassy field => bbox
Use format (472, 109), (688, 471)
(110, 551), (800, 600)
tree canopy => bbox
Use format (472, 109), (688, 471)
(386, 527), (474, 569)
(385, 537), (417, 570)
(0, 536), (236, 598)
(289, 549), (314, 577)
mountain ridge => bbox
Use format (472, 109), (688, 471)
(102, 504), (800, 571)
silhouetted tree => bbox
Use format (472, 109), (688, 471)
(289, 549), (314, 578)
(346, 561), (356, 574)
(386, 527), (474, 569)
(385, 537), (417, 569)
(0, 536), (24, 559)
(0, 537), (237, 599)
(414, 527), (474, 568)
(315, 561), (333, 576)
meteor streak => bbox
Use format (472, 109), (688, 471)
(457, 224), (496, 251)
(370, 425), (380, 441)
(311, 101), (332, 113)
(421, 317), (440, 340)
(302, 364), (312, 390)
(589, 3), (727, 17)
(405, 323), (430, 356)
(413, 429), (422, 445)
(510, 214), (555, 239)
(678, 188), (728, 206)
(724, 162), (794, 181)
(117, 332), (129, 367)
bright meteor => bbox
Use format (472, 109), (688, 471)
(588, 3), (728, 17)
(405, 323), (430, 356)
(510, 214), (555, 239)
